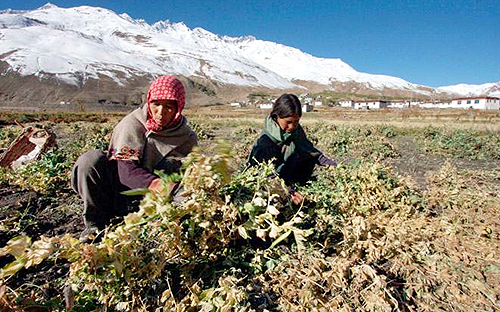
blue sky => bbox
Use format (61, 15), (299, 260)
(1, 0), (499, 87)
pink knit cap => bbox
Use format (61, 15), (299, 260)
(146, 76), (186, 131)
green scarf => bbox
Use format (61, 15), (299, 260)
(262, 115), (320, 164)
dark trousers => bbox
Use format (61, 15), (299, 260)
(279, 152), (317, 185)
(71, 150), (137, 229)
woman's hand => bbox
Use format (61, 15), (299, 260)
(318, 154), (337, 166)
(148, 178), (178, 197)
(148, 178), (164, 193)
(290, 191), (304, 205)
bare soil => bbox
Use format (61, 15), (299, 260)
(0, 183), (83, 308)
(387, 135), (500, 188)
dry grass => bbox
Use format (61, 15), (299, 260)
(184, 106), (500, 133)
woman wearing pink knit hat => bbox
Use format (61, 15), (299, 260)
(71, 76), (197, 242)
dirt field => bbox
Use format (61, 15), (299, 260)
(0, 106), (499, 310)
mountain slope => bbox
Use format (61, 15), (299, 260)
(0, 4), (498, 107)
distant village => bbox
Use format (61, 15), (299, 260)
(230, 94), (500, 111)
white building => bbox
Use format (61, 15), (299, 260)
(302, 104), (314, 112)
(354, 100), (389, 110)
(313, 101), (323, 106)
(259, 103), (273, 109)
(388, 102), (410, 108)
(450, 97), (500, 110)
(230, 102), (245, 108)
(418, 102), (438, 109)
(300, 95), (313, 104)
(438, 102), (453, 109)
(339, 100), (354, 108)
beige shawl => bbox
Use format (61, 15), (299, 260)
(108, 105), (197, 172)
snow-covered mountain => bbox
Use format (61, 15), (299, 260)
(0, 3), (498, 106)
(437, 82), (500, 98)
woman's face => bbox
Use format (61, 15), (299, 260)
(150, 99), (177, 127)
(276, 114), (300, 133)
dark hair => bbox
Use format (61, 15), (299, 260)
(270, 94), (302, 119)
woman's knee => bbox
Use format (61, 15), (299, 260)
(76, 150), (107, 171)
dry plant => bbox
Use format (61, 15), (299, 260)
(0, 117), (498, 311)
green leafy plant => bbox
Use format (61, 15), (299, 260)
(4, 149), (72, 194)
(418, 126), (500, 160)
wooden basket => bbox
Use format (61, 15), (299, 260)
(0, 126), (57, 168)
